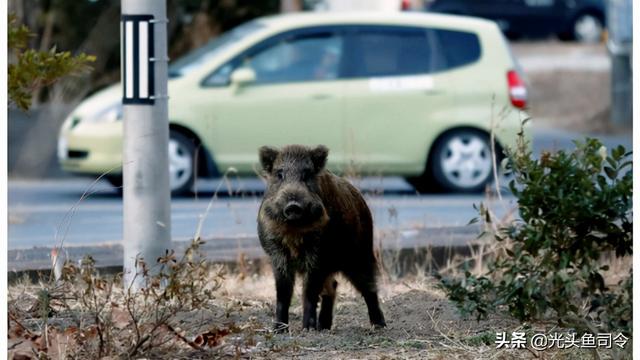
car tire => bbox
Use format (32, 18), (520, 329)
(427, 130), (495, 193)
(167, 130), (196, 196)
(571, 13), (603, 43)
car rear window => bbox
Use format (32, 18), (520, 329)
(345, 26), (481, 78)
(433, 29), (481, 69)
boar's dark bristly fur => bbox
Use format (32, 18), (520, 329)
(257, 144), (386, 332)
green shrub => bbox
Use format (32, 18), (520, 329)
(8, 14), (95, 111)
(439, 130), (632, 335)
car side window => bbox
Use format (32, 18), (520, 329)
(346, 27), (441, 78)
(204, 62), (238, 86)
(248, 32), (343, 84)
(202, 31), (343, 87)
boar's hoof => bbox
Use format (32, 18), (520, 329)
(373, 321), (387, 330)
(302, 318), (317, 331)
(273, 322), (289, 334)
(302, 323), (318, 331)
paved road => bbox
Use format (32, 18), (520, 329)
(9, 177), (506, 248)
(9, 178), (506, 270)
(8, 127), (631, 270)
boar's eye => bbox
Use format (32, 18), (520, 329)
(276, 169), (285, 181)
(301, 169), (313, 182)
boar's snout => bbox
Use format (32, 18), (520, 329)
(283, 201), (304, 221)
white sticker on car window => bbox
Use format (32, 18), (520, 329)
(368, 75), (434, 92)
(525, 0), (554, 7)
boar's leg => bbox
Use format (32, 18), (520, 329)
(362, 291), (386, 329)
(318, 277), (338, 330)
(344, 269), (387, 329)
(274, 268), (295, 333)
(302, 273), (327, 330)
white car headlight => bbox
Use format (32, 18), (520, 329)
(57, 136), (68, 160)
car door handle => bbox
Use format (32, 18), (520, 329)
(311, 94), (332, 100)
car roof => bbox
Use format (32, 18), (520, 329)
(255, 11), (498, 33)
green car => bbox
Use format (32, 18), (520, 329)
(58, 12), (529, 195)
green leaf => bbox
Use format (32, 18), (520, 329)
(467, 217), (479, 226)
(612, 145), (625, 160)
(8, 13), (95, 111)
(604, 166), (617, 180)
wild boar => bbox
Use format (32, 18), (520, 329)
(257, 144), (386, 332)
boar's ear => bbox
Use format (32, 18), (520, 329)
(310, 145), (329, 172)
(259, 146), (279, 173)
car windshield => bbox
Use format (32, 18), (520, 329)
(168, 20), (265, 78)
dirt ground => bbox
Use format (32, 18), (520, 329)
(196, 273), (518, 359)
(175, 273), (627, 359)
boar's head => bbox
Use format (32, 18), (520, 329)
(259, 144), (329, 229)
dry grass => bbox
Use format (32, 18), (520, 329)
(9, 262), (631, 359)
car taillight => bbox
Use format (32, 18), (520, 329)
(507, 70), (527, 109)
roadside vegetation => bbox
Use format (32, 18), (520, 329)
(8, 249), (631, 359)
(439, 127), (632, 336)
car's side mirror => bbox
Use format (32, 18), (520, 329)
(230, 67), (256, 88)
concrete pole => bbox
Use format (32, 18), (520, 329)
(121, 0), (171, 290)
(607, 0), (633, 127)
(610, 53), (632, 127)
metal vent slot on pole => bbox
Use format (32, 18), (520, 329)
(121, 0), (171, 290)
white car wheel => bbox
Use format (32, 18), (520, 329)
(432, 131), (494, 192)
(573, 14), (603, 43)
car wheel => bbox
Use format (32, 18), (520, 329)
(168, 130), (196, 196)
(572, 13), (603, 43)
(430, 130), (494, 193)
